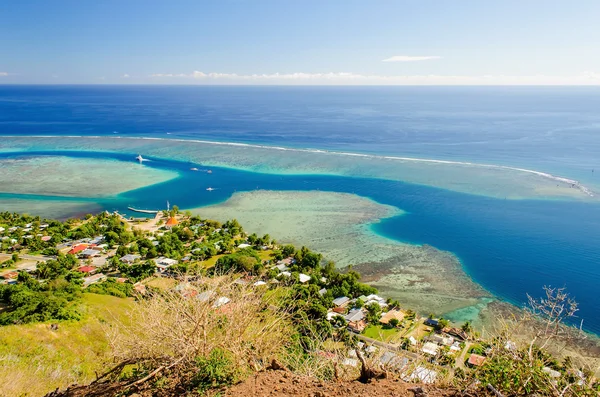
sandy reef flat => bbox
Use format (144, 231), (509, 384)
(0, 136), (595, 201)
(195, 190), (490, 318)
(0, 155), (179, 198)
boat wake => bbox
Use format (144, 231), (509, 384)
(6, 135), (595, 197)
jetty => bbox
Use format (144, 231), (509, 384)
(127, 206), (160, 214)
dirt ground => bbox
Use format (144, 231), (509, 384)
(221, 369), (460, 397)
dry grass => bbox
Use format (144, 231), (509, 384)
(75, 275), (297, 394)
(0, 294), (133, 397)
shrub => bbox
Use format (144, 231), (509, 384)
(193, 348), (236, 391)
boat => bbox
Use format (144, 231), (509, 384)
(191, 167), (199, 171)
(207, 170), (213, 174)
(206, 187), (215, 191)
(136, 154), (145, 163)
(127, 207), (159, 214)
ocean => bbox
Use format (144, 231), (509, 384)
(1, 85), (599, 333)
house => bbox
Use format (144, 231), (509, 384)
(445, 327), (469, 341)
(344, 309), (365, 323)
(450, 342), (462, 352)
(467, 353), (486, 367)
(89, 236), (104, 245)
(422, 342), (440, 356)
(342, 358), (358, 367)
(429, 334), (454, 346)
(424, 318), (439, 327)
(68, 243), (88, 255)
(79, 249), (99, 258)
(155, 257), (178, 267)
(273, 263), (289, 272)
(379, 309), (405, 325)
(332, 306), (346, 314)
(77, 265), (97, 275)
(83, 273), (107, 287)
(277, 257), (295, 266)
(213, 296), (231, 308)
(298, 273), (311, 283)
(2, 271), (18, 280)
(280, 271), (291, 277)
(41, 236), (52, 242)
(348, 319), (367, 333)
(253, 280), (267, 286)
(407, 366), (438, 384)
(363, 294), (388, 307)
(318, 288), (327, 296)
(165, 217), (179, 229)
(332, 296), (350, 307)
(237, 243), (251, 249)
(379, 351), (409, 370)
(120, 254), (141, 264)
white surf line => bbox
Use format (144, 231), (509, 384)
(5, 135), (595, 197)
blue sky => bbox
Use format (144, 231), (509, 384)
(1, 0), (599, 85)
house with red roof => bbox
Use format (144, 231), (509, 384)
(165, 217), (179, 229)
(77, 265), (97, 275)
(68, 243), (88, 255)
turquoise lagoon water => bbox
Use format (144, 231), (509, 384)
(1, 86), (600, 333)
(1, 149), (600, 335)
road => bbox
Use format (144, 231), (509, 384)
(352, 332), (419, 361)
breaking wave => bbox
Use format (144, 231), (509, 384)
(4, 135), (595, 197)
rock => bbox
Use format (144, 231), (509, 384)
(408, 386), (428, 397)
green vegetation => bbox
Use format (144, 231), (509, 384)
(0, 256), (83, 324)
(1, 210), (599, 397)
(192, 348), (237, 392)
(362, 324), (400, 342)
(87, 278), (134, 298)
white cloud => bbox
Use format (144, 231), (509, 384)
(148, 70), (600, 86)
(382, 55), (441, 62)
(122, 74), (130, 78)
(151, 73), (189, 77)
(0, 72), (8, 77)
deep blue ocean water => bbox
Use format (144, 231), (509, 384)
(1, 86), (599, 333)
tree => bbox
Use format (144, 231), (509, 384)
(281, 245), (295, 257)
(461, 320), (473, 333)
(526, 286), (581, 353)
(365, 303), (382, 323)
(437, 318), (450, 330)
(389, 318), (400, 328)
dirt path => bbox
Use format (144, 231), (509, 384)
(222, 369), (458, 397)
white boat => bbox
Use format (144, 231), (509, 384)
(191, 167), (199, 171)
(206, 187), (215, 191)
(136, 154), (146, 163)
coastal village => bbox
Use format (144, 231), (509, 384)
(0, 209), (593, 391)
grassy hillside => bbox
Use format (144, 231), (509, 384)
(0, 293), (133, 397)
